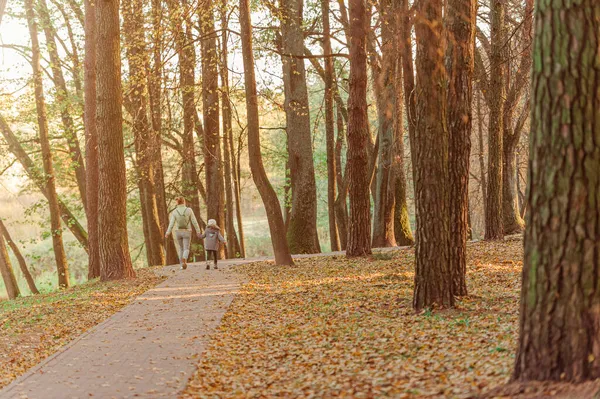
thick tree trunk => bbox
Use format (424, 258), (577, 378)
(346, 0), (371, 257)
(96, 0), (135, 280)
(412, 0), (454, 311)
(502, 136), (525, 234)
(220, 2), (240, 258)
(393, 58), (414, 247)
(0, 236), (19, 300)
(372, 0), (399, 249)
(322, 0), (340, 252)
(513, 0), (600, 382)
(38, 0), (87, 209)
(239, 0), (293, 265)
(279, 0), (320, 254)
(0, 115), (88, 252)
(84, 0), (100, 278)
(25, 0), (70, 288)
(484, 0), (506, 240)
(445, 0), (476, 296)
(122, 0), (165, 266)
(199, 0), (226, 259)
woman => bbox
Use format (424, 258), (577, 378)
(200, 219), (226, 270)
(165, 197), (201, 270)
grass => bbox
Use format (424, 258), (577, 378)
(0, 268), (165, 389)
(183, 240), (523, 399)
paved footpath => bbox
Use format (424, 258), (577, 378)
(0, 259), (251, 399)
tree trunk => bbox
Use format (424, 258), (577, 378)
(335, 107), (348, 250)
(399, 0), (416, 173)
(122, 0), (165, 266)
(513, 0), (600, 382)
(502, 135), (525, 234)
(0, 236), (19, 300)
(84, 0), (100, 278)
(0, 220), (38, 294)
(484, 0), (505, 240)
(199, 0), (226, 260)
(96, 0), (135, 280)
(0, 115), (89, 252)
(322, 0), (340, 252)
(239, 0), (293, 265)
(219, 1), (240, 258)
(476, 89), (487, 219)
(346, 0), (371, 257)
(412, 0), (454, 311)
(445, 0), (476, 296)
(393, 57), (414, 247)
(278, 0), (320, 254)
(25, 0), (70, 288)
(38, 0), (87, 209)
(372, 0), (399, 249)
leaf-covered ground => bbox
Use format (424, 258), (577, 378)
(183, 240), (523, 398)
(0, 268), (165, 389)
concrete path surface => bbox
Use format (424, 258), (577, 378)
(0, 260), (247, 399)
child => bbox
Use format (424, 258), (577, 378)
(201, 219), (226, 270)
(165, 197), (201, 270)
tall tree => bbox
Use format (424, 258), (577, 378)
(0, 220), (38, 294)
(239, 0), (293, 265)
(24, 0), (70, 288)
(513, 0), (600, 382)
(412, 0), (453, 310)
(372, 0), (399, 248)
(392, 57), (414, 247)
(84, 0), (100, 278)
(501, 0), (533, 235)
(148, 0), (177, 265)
(219, 1), (242, 258)
(96, 0), (135, 280)
(0, 235), (20, 300)
(445, 0), (476, 296)
(345, 0), (371, 257)
(484, 0), (506, 240)
(279, 0), (321, 254)
(321, 0), (340, 252)
(122, 0), (165, 266)
(37, 0), (87, 208)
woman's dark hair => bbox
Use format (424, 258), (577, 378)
(176, 196), (186, 205)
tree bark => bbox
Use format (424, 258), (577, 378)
(372, 0), (399, 248)
(122, 0), (165, 267)
(219, 1), (241, 258)
(148, 0), (176, 265)
(476, 89), (487, 220)
(346, 0), (371, 257)
(279, 0), (321, 254)
(38, 0), (87, 209)
(25, 0), (70, 288)
(513, 0), (600, 382)
(239, 0), (293, 265)
(199, 0), (226, 259)
(0, 220), (38, 294)
(321, 0), (340, 252)
(84, 0), (100, 278)
(96, 0), (135, 280)
(0, 235), (19, 300)
(484, 0), (506, 240)
(334, 107), (348, 250)
(445, 0), (476, 296)
(393, 56), (414, 247)
(412, 0), (454, 311)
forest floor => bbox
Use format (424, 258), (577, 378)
(183, 239), (525, 399)
(0, 268), (165, 390)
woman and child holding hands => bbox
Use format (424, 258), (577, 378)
(165, 197), (226, 270)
